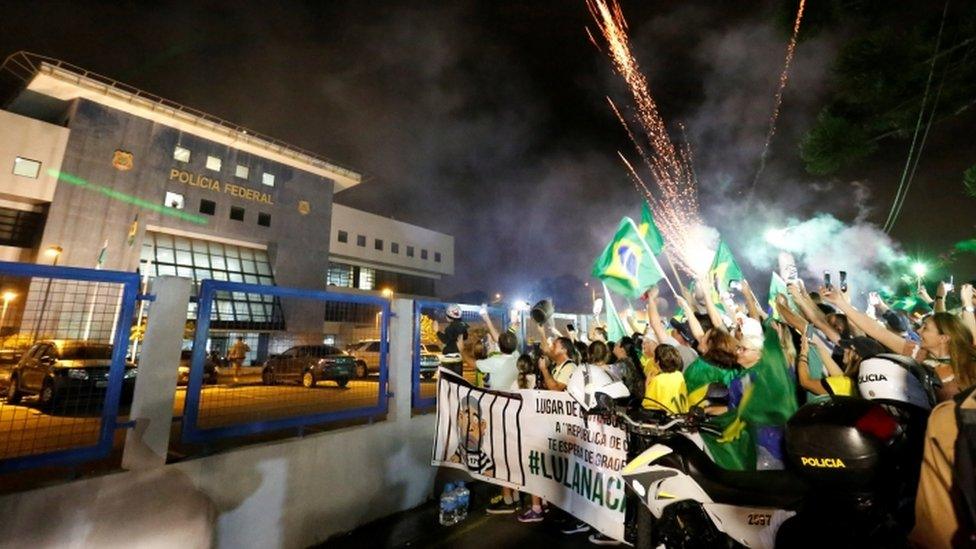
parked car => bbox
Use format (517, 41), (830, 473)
(261, 345), (354, 388)
(419, 343), (441, 379)
(176, 350), (219, 386)
(348, 339), (384, 378)
(5, 340), (136, 410)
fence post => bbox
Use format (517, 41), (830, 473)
(122, 275), (191, 471)
(389, 298), (413, 421)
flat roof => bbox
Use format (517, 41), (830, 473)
(0, 51), (362, 190)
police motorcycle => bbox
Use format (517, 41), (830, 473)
(570, 354), (940, 548)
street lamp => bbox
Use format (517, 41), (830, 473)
(34, 245), (64, 339)
(0, 291), (17, 348)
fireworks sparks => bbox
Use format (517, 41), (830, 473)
(587, 0), (707, 274)
(751, 0), (807, 189)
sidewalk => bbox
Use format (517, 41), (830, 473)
(320, 501), (601, 548)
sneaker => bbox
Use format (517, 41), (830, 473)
(588, 532), (622, 546)
(561, 521), (590, 534)
(516, 508), (544, 523)
(486, 500), (518, 514)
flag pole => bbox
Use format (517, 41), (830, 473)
(627, 218), (679, 300)
(663, 249), (685, 292)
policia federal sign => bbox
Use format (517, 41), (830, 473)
(169, 168), (274, 205)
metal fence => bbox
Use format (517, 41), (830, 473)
(180, 279), (390, 443)
(411, 301), (509, 410)
(0, 260), (139, 473)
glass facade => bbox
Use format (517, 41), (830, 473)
(139, 231), (284, 328)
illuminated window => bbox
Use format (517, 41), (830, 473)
(206, 155), (222, 171)
(391, 242), (399, 254)
(230, 206), (245, 221)
(327, 262), (354, 287)
(421, 249), (428, 260)
(406, 246), (414, 257)
(258, 212), (271, 227)
(358, 267), (375, 290)
(356, 235), (366, 247)
(139, 232), (281, 326)
(435, 252), (442, 263)
(235, 165), (249, 179)
(173, 146), (191, 162)
(12, 157), (41, 178)
(199, 199), (216, 215)
(164, 191), (185, 210)
(262, 172), (275, 187)
(337, 230), (348, 243)
(375, 239), (383, 251)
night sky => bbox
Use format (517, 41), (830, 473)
(2, 1), (974, 307)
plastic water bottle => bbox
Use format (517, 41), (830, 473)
(455, 482), (470, 522)
(439, 483), (457, 526)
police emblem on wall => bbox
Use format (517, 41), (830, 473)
(297, 200), (311, 215)
(112, 150), (134, 171)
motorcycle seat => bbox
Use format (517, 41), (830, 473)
(667, 436), (810, 509)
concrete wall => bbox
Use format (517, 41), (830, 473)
(0, 109), (69, 205)
(0, 297), (436, 548)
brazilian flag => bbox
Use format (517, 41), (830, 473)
(638, 202), (665, 255)
(602, 283), (629, 342)
(592, 217), (665, 299)
(767, 272), (795, 321)
(708, 239), (744, 293)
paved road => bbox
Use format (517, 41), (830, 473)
(0, 374), (411, 461)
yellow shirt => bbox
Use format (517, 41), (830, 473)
(642, 371), (688, 413)
(640, 354), (660, 378)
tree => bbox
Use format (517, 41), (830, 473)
(796, 1), (976, 175)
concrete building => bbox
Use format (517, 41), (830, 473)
(0, 52), (452, 351)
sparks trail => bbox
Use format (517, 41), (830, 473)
(587, 0), (705, 274)
(750, 0), (806, 192)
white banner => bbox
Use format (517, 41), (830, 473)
(432, 370), (627, 541)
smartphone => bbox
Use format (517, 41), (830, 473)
(839, 271), (848, 293)
(567, 323), (575, 332)
(945, 275), (955, 293)
(729, 280), (742, 291)
(823, 271), (832, 290)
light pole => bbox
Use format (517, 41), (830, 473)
(0, 291), (17, 348)
(33, 245), (63, 340)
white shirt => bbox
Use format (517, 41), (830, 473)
(476, 352), (518, 391)
(552, 360), (576, 386)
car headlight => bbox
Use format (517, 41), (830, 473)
(124, 368), (138, 379)
(67, 369), (89, 380)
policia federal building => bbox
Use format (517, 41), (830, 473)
(0, 52), (453, 351)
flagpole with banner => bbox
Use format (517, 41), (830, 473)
(628, 218), (679, 299)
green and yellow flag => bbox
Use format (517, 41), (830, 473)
(638, 202), (665, 255)
(767, 272), (795, 320)
(592, 217), (665, 299)
(708, 239), (744, 293)
(602, 283), (628, 342)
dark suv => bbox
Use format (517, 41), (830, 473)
(261, 345), (354, 388)
(5, 340), (137, 410)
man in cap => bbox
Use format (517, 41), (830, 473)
(438, 304), (469, 376)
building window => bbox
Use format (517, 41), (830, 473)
(164, 191), (185, 210)
(230, 206), (245, 221)
(138, 231), (281, 326)
(12, 157), (41, 178)
(356, 235), (366, 247)
(262, 172), (275, 187)
(235, 164), (249, 179)
(0, 206), (45, 248)
(435, 252), (442, 263)
(257, 212), (271, 227)
(199, 199), (216, 215)
(327, 262), (354, 287)
(358, 266), (376, 291)
(205, 155), (222, 172)
(375, 239), (383, 251)
(391, 242), (399, 254)
(421, 249), (428, 260)
(406, 246), (414, 258)
(173, 146), (191, 162)
(337, 230), (348, 243)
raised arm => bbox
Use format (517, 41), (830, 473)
(788, 283), (841, 343)
(676, 296), (705, 344)
(740, 279), (767, 321)
(797, 336), (827, 395)
(700, 274), (726, 332)
(775, 293), (808, 335)
(645, 286), (670, 344)
(932, 281), (947, 314)
(480, 307), (500, 343)
(961, 284), (976, 345)
(821, 287), (909, 354)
